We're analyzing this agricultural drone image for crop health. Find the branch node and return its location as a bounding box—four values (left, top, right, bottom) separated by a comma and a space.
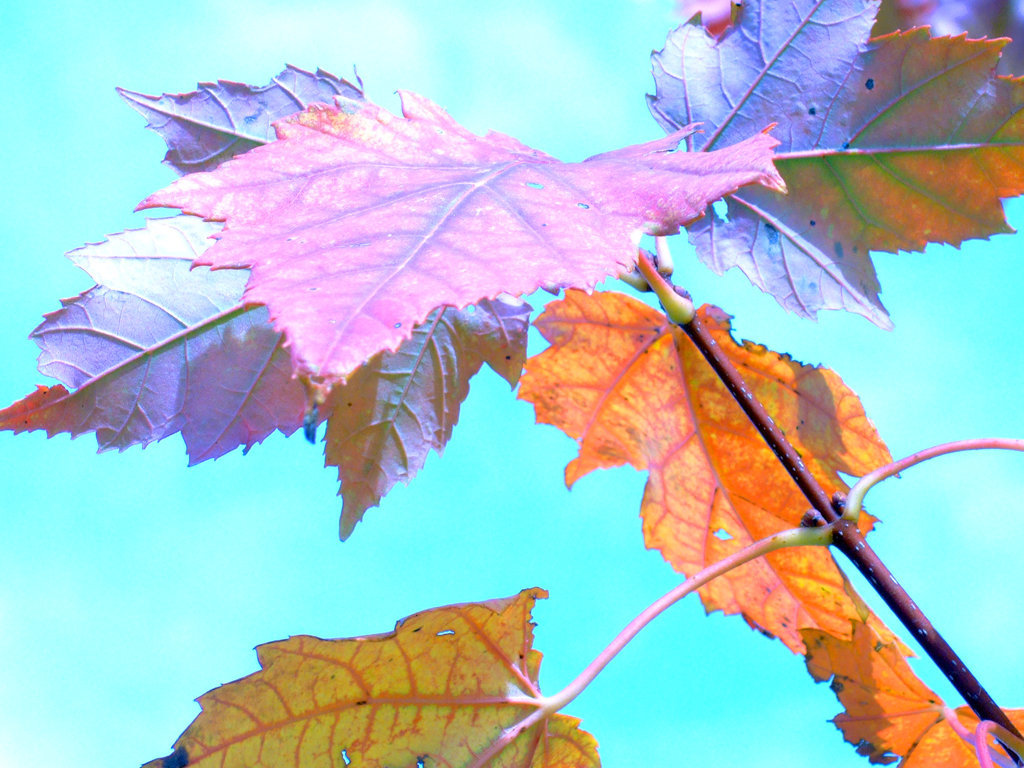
800, 509, 826, 528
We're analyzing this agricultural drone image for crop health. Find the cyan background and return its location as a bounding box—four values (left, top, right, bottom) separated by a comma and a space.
1, 2, 1022, 767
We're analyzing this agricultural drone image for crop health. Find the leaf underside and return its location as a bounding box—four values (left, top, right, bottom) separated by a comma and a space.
650, 0, 1024, 327
0, 216, 306, 459
324, 295, 531, 539
0, 216, 531, 538
118, 64, 364, 174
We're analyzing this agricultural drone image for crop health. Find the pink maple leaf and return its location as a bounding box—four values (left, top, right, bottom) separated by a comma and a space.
142, 91, 784, 382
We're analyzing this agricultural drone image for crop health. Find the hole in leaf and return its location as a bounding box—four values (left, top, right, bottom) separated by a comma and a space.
417, 757, 427, 768
341, 748, 352, 766
525, 181, 544, 189
436, 629, 455, 636
577, 202, 590, 209
713, 528, 732, 541
711, 199, 728, 219
394, 322, 402, 329
841, 141, 850, 150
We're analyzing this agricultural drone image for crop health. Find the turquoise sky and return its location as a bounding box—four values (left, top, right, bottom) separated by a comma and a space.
1, 2, 1022, 767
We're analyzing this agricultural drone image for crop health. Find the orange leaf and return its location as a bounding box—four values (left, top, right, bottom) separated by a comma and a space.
142, 589, 599, 768
803, 619, 1024, 766
904, 707, 1024, 768
518, 289, 890, 652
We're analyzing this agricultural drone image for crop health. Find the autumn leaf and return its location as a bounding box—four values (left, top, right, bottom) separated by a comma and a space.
649, 0, 1024, 327
118, 64, 364, 174
0, 217, 529, 537
142, 588, 599, 768
518, 289, 890, 652
803, 618, 1024, 765
140, 90, 784, 382
0, 216, 307, 458
323, 296, 531, 539
874, 0, 1024, 75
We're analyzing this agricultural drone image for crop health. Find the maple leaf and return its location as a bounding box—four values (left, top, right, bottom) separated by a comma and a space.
118, 65, 364, 174
141, 588, 600, 768
518, 289, 891, 652
0, 218, 528, 538
140, 91, 784, 382
803, 618, 1024, 765
649, 0, 1024, 327
0, 216, 307, 458
874, 1, 1024, 74
323, 295, 531, 539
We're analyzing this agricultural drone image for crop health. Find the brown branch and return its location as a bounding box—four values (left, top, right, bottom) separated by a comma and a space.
661, 274, 1023, 759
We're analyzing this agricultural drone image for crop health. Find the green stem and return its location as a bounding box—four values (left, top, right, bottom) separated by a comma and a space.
468, 524, 833, 768
843, 438, 1024, 523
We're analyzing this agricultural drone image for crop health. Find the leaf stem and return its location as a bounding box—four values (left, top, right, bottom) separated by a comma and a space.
843, 438, 1024, 523
944, 707, 1024, 768
636, 249, 694, 324
662, 269, 1024, 757
469, 525, 833, 768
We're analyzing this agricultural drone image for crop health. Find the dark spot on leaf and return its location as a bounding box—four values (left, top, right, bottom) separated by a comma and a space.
865, 78, 875, 90
162, 746, 189, 768
307, 286, 318, 292
834, 241, 845, 260
808, 106, 816, 116
809, 220, 816, 227
356, 699, 368, 706
764, 222, 780, 246
830, 679, 845, 693
412, 626, 422, 632
525, 181, 544, 189
303, 404, 319, 443
841, 141, 850, 150
505, 355, 511, 360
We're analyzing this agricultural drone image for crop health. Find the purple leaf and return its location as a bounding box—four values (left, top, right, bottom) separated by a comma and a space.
0, 216, 307, 458
0, 217, 533, 535
118, 65, 364, 174
323, 295, 531, 539
649, 0, 886, 326
651, 0, 1024, 329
